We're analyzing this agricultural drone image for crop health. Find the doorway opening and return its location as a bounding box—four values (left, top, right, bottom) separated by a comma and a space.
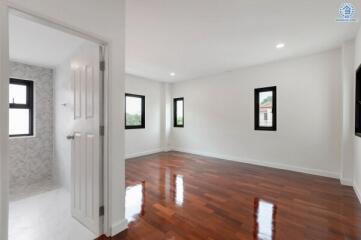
8, 10, 106, 239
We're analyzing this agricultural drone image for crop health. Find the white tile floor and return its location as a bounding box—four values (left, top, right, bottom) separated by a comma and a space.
9, 188, 97, 240
9, 177, 57, 202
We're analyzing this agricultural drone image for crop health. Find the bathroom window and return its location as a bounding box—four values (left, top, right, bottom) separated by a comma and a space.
125, 93, 145, 129
9, 78, 34, 137
255, 86, 277, 131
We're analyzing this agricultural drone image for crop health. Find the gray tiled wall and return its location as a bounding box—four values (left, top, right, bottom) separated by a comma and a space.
9, 62, 54, 187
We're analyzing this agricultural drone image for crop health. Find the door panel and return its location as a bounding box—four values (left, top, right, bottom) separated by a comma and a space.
86, 133, 95, 218
70, 42, 101, 235
73, 132, 82, 210
74, 68, 82, 119
85, 65, 94, 119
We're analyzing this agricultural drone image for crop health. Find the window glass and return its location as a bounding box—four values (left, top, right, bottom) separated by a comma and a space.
255, 86, 276, 131
125, 94, 145, 129
259, 91, 273, 127
174, 98, 184, 127
126, 96, 142, 126
9, 84, 27, 104
176, 100, 184, 125
9, 109, 30, 135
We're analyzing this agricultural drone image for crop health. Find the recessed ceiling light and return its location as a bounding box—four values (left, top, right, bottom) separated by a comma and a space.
170, 72, 176, 77
276, 43, 285, 49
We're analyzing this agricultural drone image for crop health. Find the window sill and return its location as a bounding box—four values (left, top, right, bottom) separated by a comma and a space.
255, 127, 277, 131
9, 135, 35, 140
356, 132, 361, 138
125, 127, 145, 130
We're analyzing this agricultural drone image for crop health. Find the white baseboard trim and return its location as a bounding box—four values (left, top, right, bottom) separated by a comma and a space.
125, 148, 164, 159
340, 178, 353, 186
170, 147, 339, 179
354, 181, 361, 204
110, 219, 128, 236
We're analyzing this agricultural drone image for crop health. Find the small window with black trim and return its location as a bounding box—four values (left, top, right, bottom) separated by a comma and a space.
125, 93, 145, 129
356, 64, 361, 137
174, 97, 184, 127
9, 78, 34, 137
255, 86, 277, 131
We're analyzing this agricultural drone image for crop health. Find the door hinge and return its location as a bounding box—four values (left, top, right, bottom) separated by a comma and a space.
99, 61, 105, 71
99, 206, 104, 216
100, 126, 105, 136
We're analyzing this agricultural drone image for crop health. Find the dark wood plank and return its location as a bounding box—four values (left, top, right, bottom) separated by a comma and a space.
100, 151, 361, 240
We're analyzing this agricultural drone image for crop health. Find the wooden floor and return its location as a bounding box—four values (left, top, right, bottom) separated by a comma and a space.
103, 151, 361, 240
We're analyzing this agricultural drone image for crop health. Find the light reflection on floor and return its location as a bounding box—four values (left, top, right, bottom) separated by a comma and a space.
124, 176, 278, 240
125, 182, 145, 223
254, 198, 277, 240
175, 175, 184, 206
125, 173, 280, 240
125, 173, 186, 223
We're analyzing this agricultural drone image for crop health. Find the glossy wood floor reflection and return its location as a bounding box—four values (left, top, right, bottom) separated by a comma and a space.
103, 151, 361, 240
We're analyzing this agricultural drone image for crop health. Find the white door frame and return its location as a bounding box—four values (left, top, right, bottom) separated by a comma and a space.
0, 2, 112, 238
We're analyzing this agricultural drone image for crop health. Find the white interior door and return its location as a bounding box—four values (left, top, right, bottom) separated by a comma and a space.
69, 42, 102, 235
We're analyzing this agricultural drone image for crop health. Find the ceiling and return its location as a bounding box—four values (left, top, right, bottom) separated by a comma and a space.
9, 14, 85, 68
126, 0, 361, 82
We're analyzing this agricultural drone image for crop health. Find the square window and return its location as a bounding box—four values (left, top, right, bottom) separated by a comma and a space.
9, 78, 34, 137
255, 87, 276, 131
125, 93, 145, 129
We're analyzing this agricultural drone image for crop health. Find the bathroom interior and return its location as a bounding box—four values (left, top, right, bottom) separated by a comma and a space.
8, 12, 98, 240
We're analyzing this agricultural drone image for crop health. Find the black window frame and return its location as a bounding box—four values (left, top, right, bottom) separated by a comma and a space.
174, 97, 184, 128
356, 64, 361, 137
9, 78, 34, 137
125, 93, 145, 129
255, 86, 277, 131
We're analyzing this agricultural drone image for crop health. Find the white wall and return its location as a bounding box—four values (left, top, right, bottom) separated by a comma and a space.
0, 4, 9, 238
170, 49, 342, 178
125, 74, 164, 158
341, 40, 355, 185
0, 1, 126, 238
163, 83, 172, 151
354, 26, 361, 199
53, 57, 73, 190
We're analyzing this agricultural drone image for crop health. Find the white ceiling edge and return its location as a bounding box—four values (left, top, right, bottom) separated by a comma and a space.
126, 73, 166, 83
9, 14, 86, 69
126, 0, 361, 83
126, 41, 352, 84
178, 43, 351, 83
9, 58, 57, 70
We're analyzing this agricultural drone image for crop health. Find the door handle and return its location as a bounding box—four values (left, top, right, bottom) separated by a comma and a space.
67, 135, 75, 140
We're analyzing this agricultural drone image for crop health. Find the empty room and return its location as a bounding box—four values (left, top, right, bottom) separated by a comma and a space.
1, 1, 361, 240
120, 0, 361, 239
